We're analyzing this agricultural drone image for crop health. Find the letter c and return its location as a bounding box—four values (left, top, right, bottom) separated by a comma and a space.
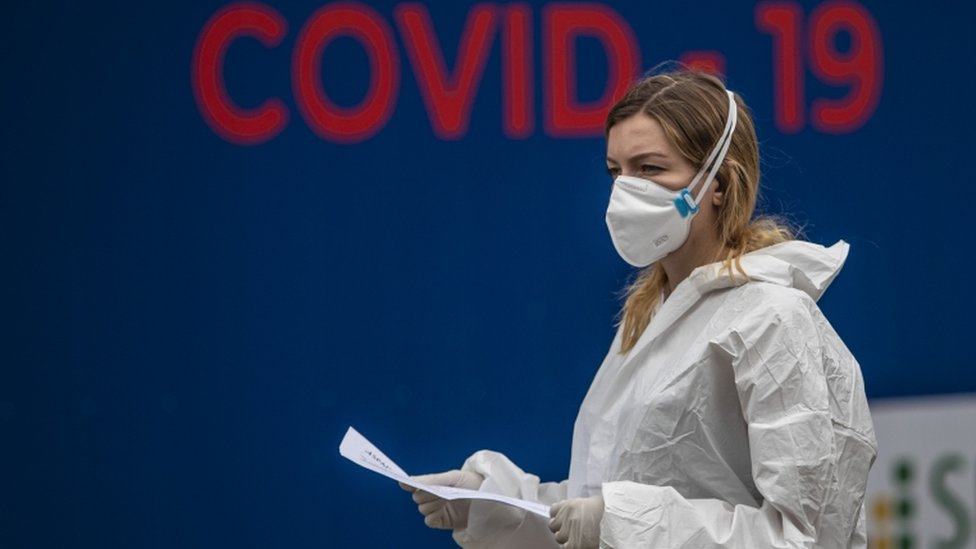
192, 2, 289, 145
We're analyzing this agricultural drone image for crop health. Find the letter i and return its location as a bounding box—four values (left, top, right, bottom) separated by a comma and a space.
502, 3, 533, 138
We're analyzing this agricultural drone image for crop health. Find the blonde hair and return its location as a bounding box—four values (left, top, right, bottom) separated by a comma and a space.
606, 70, 793, 353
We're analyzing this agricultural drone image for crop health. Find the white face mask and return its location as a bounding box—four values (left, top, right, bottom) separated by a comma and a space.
605, 90, 739, 267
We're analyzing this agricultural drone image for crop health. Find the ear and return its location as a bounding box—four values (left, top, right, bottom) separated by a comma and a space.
711, 187, 724, 207
712, 160, 737, 207
711, 175, 726, 206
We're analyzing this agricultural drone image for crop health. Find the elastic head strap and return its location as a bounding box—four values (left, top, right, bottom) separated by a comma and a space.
688, 90, 739, 206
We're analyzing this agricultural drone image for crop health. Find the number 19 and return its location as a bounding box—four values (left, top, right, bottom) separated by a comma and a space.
756, 0, 883, 134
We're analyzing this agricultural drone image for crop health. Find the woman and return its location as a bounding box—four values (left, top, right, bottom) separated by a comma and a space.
402, 70, 876, 548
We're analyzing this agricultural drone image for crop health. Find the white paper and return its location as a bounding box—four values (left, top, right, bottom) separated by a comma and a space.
339, 426, 551, 517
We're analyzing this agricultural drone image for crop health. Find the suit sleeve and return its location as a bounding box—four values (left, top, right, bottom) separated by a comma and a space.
451, 450, 566, 549
600, 296, 841, 548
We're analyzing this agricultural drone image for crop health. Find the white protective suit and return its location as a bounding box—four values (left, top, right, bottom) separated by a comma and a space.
452, 240, 877, 548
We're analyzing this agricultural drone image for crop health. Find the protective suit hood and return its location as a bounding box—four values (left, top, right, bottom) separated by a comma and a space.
688, 239, 850, 302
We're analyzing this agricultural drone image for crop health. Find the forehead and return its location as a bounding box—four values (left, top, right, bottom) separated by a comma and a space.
606, 113, 677, 161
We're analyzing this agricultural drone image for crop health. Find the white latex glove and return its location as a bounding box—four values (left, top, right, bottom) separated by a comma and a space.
399, 470, 484, 530
548, 495, 604, 549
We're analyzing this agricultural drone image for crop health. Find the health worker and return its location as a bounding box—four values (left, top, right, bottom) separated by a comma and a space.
401, 70, 877, 549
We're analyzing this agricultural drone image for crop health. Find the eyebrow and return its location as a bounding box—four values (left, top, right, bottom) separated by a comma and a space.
605, 151, 671, 164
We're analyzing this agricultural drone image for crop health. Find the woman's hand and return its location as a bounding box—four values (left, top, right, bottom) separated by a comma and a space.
548, 495, 604, 549
399, 470, 484, 530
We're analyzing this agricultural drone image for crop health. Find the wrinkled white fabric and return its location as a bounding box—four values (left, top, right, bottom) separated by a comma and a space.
452, 240, 876, 549
452, 452, 565, 548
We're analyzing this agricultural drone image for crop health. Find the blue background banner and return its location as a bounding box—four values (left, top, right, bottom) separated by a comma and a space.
2, 1, 972, 547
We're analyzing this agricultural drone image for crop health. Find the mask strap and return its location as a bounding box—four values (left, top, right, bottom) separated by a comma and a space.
688, 90, 738, 206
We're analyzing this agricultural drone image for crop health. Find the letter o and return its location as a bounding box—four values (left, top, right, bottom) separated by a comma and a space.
293, 2, 400, 143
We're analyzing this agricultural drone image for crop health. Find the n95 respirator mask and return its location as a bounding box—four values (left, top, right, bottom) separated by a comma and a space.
605, 90, 739, 267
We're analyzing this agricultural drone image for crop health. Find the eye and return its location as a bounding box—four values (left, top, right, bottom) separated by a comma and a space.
640, 164, 663, 174
606, 166, 621, 178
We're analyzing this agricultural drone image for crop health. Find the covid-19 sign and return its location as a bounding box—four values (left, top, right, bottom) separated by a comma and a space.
191, 1, 884, 144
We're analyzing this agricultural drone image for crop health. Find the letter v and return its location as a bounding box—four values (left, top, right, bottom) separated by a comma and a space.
396, 3, 499, 139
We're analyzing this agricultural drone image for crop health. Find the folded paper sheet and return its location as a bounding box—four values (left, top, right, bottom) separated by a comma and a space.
339, 426, 550, 517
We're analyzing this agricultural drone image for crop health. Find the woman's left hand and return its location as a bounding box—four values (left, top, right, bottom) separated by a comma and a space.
548, 495, 604, 548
